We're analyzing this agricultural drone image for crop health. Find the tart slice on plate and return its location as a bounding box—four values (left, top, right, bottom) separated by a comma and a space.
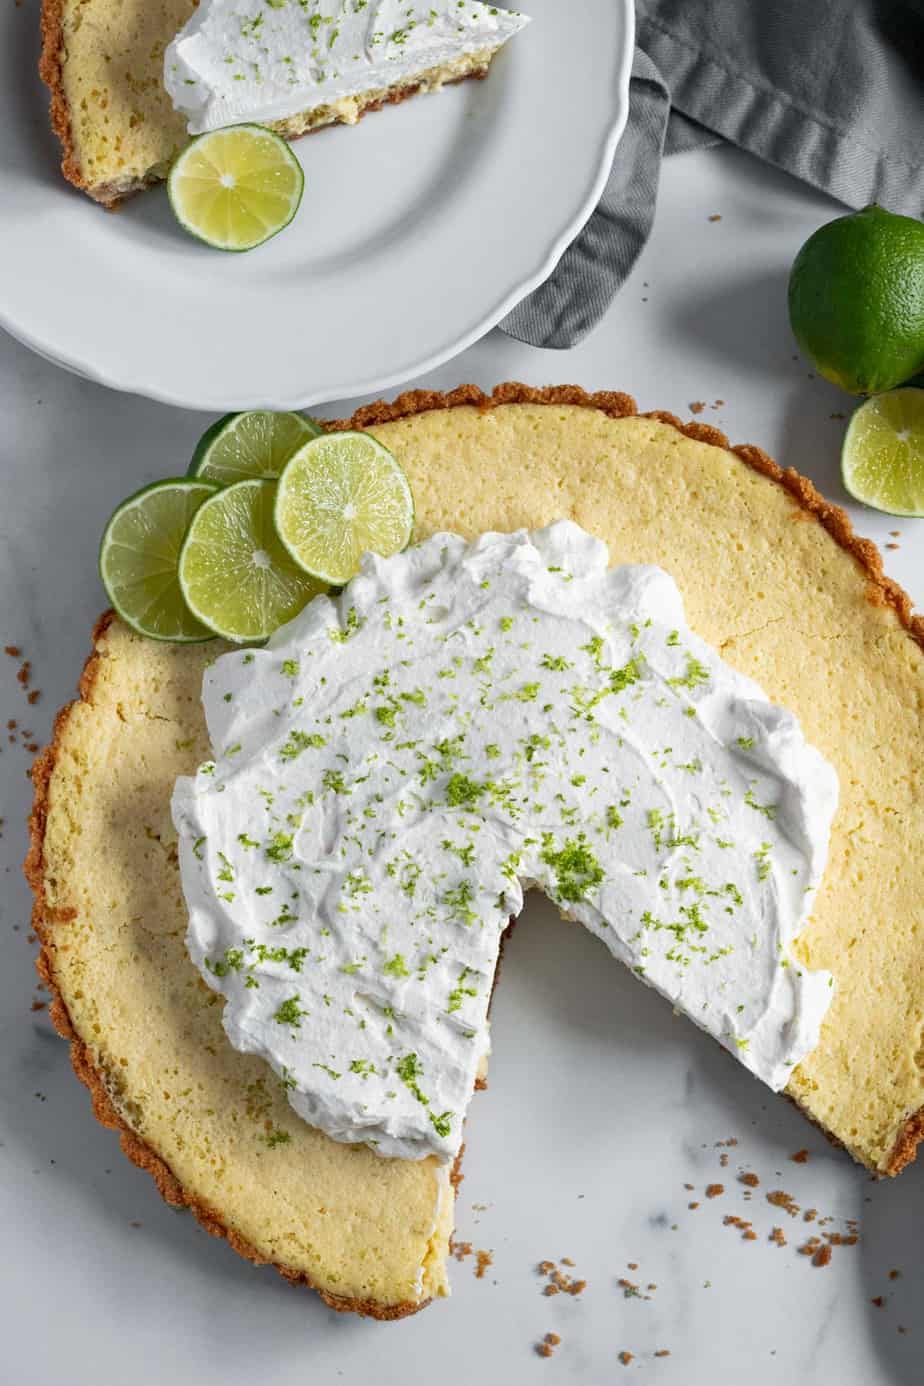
40, 0, 528, 205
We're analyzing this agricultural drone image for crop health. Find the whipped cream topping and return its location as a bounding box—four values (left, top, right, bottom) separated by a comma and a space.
165, 0, 529, 135
172, 523, 838, 1162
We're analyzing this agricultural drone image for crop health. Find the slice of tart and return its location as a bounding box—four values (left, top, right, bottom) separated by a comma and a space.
39, 0, 528, 206
27, 385, 924, 1318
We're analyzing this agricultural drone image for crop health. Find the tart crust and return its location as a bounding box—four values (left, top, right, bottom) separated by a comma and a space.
25, 384, 924, 1322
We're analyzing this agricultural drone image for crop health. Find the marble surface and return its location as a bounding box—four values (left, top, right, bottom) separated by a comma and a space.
1, 143, 922, 1385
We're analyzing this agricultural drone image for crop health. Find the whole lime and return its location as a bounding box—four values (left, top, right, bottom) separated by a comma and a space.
788, 205, 924, 395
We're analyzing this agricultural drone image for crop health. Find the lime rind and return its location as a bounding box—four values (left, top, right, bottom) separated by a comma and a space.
168, 124, 304, 253
189, 410, 324, 485
842, 387, 924, 517
274, 431, 415, 586
178, 478, 325, 643
99, 478, 219, 643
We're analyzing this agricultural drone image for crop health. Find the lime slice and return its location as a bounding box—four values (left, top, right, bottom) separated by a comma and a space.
99, 479, 218, 642
274, 432, 415, 585
842, 388, 924, 516
189, 411, 323, 486
179, 479, 324, 642
168, 125, 304, 252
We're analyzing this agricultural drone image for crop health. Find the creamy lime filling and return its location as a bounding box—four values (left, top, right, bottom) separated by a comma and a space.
172, 523, 838, 1162
165, 0, 529, 135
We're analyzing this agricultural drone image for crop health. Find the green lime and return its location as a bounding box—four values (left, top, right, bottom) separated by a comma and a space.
168, 125, 304, 252
99, 479, 218, 642
841, 387, 924, 516
788, 205, 924, 395
189, 411, 324, 485
178, 479, 325, 642
274, 431, 415, 585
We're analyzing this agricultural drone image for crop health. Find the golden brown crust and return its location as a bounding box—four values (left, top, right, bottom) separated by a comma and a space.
38, 0, 96, 201
24, 384, 924, 1316
886, 1109, 924, 1176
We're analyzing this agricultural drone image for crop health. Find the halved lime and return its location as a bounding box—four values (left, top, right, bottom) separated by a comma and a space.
189, 411, 323, 486
168, 125, 304, 252
99, 479, 218, 642
178, 479, 324, 642
842, 388, 924, 516
274, 432, 415, 585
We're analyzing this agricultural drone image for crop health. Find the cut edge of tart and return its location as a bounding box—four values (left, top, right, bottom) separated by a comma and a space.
25, 383, 924, 1320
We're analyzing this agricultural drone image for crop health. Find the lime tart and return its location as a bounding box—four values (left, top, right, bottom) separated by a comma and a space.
27, 385, 924, 1318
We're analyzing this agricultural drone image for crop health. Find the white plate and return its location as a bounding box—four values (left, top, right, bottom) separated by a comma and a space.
0, 1, 632, 410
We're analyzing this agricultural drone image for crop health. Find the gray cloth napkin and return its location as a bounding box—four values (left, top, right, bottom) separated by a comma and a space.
501, 0, 924, 349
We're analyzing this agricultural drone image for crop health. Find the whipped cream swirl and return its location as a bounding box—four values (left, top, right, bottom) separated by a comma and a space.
166, 0, 529, 135
172, 523, 838, 1161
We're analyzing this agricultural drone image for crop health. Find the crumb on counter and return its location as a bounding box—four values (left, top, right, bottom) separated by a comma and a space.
536, 1331, 561, 1359
724, 1214, 757, 1241
766, 1190, 800, 1217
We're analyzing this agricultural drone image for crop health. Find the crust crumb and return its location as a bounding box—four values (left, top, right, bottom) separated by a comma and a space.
766, 1190, 800, 1217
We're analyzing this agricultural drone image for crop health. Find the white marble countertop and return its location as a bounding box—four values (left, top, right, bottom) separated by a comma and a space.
1, 143, 921, 1385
